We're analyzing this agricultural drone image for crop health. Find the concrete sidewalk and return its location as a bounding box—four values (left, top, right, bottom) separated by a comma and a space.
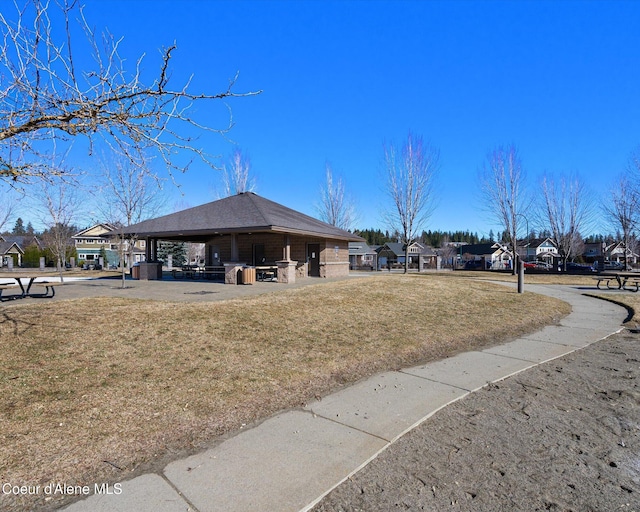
61, 284, 628, 512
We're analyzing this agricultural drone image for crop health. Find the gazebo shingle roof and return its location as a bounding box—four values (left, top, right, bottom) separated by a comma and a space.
114, 192, 363, 242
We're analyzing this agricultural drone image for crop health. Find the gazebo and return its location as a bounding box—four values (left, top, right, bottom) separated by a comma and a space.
110, 192, 363, 284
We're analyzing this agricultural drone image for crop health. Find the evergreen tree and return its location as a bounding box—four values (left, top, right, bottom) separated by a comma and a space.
12, 217, 25, 235
22, 243, 42, 268
354, 228, 393, 246
157, 241, 187, 267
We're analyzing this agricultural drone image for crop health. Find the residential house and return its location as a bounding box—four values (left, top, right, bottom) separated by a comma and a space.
520, 237, 558, 263
376, 241, 437, 269
459, 242, 512, 270
583, 242, 605, 263
73, 223, 146, 268
349, 241, 378, 270
0, 234, 45, 268
605, 241, 639, 266
0, 237, 24, 267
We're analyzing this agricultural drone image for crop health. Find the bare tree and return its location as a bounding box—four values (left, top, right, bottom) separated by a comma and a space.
316, 163, 357, 231
539, 174, 593, 270
0, 1, 260, 184
37, 180, 80, 282
480, 144, 528, 274
98, 156, 163, 288
603, 175, 640, 269
221, 148, 255, 196
0, 187, 17, 232
383, 133, 439, 273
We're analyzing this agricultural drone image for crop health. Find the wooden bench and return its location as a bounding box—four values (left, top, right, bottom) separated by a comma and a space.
593, 276, 617, 289
0, 283, 21, 300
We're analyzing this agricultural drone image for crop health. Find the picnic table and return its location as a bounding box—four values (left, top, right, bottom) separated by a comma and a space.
171, 265, 225, 280
0, 277, 58, 301
199, 266, 225, 280
255, 265, 278, 282
594, 272, 640, 291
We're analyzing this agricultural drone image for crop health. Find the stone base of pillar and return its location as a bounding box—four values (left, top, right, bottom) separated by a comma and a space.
276, 260, 297, 284
224, 263, 244, 285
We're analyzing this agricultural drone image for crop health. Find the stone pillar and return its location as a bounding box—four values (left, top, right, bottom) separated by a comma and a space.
167, 254, 173, 270
224, 262, 244, 285
7, 257, 13, 271
40, 257, 45, 271
276, 260, 297, 284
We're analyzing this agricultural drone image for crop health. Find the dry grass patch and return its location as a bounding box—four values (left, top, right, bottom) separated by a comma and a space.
0, 275, 569, 510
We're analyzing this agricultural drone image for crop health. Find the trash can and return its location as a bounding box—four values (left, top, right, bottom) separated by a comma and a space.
241, 266, 256, 285
131, 263, 140, 280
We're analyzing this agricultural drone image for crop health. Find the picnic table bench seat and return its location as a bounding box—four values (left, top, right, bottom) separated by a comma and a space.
592, 276, 617, 289
623, 279, 640, 292
0, 283, 21, 300
30, 281, 58, 298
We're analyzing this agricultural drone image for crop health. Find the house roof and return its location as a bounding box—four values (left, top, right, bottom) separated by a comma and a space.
518, 237, 556, 248
460, 243, 511, 256
2, 235, 42, 248
378, 242, 405, 256
73, 223, 117, 239
460, 243, 496, 256
349, 241, 376, 255
0, 241, 24, 255
111, 193, 363, 242
377, 241, 436, 257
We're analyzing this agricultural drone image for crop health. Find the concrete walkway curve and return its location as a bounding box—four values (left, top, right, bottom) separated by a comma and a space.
61, 284, 627, 512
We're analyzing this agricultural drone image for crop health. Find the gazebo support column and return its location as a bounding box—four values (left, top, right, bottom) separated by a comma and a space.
231, 234, 239, 262
275, 234, 296, 283
145, 237, 152, 261
283, 234, 291, 261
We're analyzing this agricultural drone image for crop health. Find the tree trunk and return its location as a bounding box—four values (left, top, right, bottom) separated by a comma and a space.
404, 245, 409, 274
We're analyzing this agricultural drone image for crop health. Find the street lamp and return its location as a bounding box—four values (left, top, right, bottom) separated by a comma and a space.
516, 213, 530, 263
515, 213, 530, 294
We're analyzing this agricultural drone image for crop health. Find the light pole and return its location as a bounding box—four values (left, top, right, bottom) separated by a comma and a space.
516, 213, 529, 293
516, 213, 530, 262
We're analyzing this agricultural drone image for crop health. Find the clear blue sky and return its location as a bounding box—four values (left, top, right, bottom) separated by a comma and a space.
11, 0, 640, 237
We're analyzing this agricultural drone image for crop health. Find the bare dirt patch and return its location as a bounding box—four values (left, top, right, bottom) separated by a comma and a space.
314, 330, 640, 511
0, 275, 569, 511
